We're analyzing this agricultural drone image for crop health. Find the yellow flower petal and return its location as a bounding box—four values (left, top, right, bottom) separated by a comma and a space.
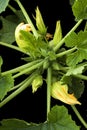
51, 81, 81, 105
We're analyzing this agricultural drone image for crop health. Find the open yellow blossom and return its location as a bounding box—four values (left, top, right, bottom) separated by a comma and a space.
51, 81, 81, 105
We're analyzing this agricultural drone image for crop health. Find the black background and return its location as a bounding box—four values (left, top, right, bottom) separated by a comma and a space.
0, 0, 87, 130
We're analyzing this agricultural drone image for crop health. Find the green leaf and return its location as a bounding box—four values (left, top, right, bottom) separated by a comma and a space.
0, 0, 10, 13
0, 74, 14, 100
0, 17, 16, 44
62, 76, 84, 99
65, 31, 87, 66
0, 10, 26, 44
6, 10, 26, 24
0, 105, 80, 130
65, 31, 87, 47
72, 0, 87, 20
65, 31, 77, 47
48, 105, 80, 130
17, 30, 48, 58
66, 61, 87, 76
18, 30, 41, 57
66, 63, 87, 76
66, 48, 87, 66
0, 119, 30, 129
69, 77, 84, 99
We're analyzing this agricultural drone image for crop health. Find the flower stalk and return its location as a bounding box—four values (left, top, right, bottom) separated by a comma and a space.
47, 67, 52, 120
2, 59, 42, 76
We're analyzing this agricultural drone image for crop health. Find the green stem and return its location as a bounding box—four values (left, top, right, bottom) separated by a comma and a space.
74, 74, 87, 80
0, 42, 28, 55
9, 77, 29, 91
13, 60, 44, 78
15, 0, 39, 38
0, 73, 37, 108
71, 105, 87, 128
54, 19, 83, 52
56, 46, 77, 58
47, 67, 52, 120
8, 4, 17, 15
2, 59, 42, 76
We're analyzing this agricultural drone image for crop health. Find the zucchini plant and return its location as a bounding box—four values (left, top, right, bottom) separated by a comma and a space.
0, 0, 87, 129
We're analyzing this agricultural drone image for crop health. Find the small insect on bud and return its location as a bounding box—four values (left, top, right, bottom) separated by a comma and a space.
51, 81, 81, 105
32, 75, 43, 93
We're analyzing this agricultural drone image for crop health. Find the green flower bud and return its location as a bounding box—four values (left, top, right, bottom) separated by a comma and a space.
32, 75, 43, 93
36, 7, 47, 35
53, 21, 62, 44
52, 62, 60, 70
49, 21, 62, 47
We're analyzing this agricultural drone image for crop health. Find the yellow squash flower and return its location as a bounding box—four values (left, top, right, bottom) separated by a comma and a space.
51, 81, 81, 105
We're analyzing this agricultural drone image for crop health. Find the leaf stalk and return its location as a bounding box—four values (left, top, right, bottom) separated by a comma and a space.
12, 60, 44, 78
71, 105, 87, 128
0, 42, 28, 55
2, 59, 42, 76
56, 46, 77, 58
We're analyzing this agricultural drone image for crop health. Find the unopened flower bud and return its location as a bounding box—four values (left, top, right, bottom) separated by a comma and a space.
32, 75, 43, 93
36, 7, 47, 35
